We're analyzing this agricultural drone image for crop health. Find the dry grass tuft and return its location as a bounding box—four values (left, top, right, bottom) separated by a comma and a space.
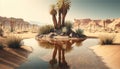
38, 25, 54, 35
6, 36, 23, 48
99, 34, 116, 45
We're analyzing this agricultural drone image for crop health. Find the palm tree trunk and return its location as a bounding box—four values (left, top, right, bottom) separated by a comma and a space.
52, 15, 57, 29
62, 14, 66, 27
58, 11, 61, 29
62, 9, 67, 27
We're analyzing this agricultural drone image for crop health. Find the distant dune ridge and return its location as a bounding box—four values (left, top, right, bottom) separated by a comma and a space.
74, 18, 120, 32
0, 16, 39, 33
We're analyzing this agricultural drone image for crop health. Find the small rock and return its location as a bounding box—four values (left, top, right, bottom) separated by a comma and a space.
47, 33, 57, 38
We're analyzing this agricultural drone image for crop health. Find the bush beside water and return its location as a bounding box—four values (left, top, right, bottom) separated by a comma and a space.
6, 36, 23, 48
38, 22, 86, 38
99, 35, 115, 45
38, 25, 54, 35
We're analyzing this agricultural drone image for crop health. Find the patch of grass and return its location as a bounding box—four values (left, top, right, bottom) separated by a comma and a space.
75, 29, 84, 36
38, 25, 54, 35
99, 35, 116, 45
64, 21, 73, 30
61, 21, 73, 35
76, 29, 84, 35
6, 36, 23, 48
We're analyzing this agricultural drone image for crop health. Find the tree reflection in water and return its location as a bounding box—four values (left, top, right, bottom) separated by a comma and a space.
38, 38, 83, 69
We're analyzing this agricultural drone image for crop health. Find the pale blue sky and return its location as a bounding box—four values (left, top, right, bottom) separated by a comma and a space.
0, 0, 120, 24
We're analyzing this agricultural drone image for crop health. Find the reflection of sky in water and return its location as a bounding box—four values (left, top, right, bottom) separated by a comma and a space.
17, 38, 99, 69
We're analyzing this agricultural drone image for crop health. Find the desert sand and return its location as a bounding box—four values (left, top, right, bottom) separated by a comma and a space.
5, 32, 37, 39
0, 35, 33, 69
85, 31, 120, 69
84, 31, 120, 43
90, 45, 120, 69
0, 47, 32, 69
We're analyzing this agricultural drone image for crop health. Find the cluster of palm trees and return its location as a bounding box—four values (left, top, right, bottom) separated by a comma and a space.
50, 0, 71, 29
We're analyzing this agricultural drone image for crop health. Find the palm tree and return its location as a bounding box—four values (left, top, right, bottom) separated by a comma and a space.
56, 0, 63, 28
61, 0, 71, 26
50, 0, 71, 29
57, 0, 71, 27
50, 5, 58, 29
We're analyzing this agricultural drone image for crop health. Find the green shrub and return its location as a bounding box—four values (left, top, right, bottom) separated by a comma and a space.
61, 21, 73, 35
64, 21, 73, 30
75, 29, 84, 36
38, 25, 54, 35
99, 35, 115, 45
6, 36, 23, 48
75, 29, 86, 38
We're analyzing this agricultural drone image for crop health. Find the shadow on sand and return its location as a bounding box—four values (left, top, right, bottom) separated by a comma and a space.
0, 48, 31, 69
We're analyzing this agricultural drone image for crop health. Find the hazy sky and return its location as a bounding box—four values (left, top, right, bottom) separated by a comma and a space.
0, 0, 120, 24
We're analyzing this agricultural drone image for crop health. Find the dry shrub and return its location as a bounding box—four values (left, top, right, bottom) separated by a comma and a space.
6, 36, 23, 48
99, 34, 116, 45
38, 25, 54, 35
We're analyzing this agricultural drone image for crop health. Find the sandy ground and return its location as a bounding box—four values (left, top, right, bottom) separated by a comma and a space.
84, 31, 120, 43
5, 32, 37, 39
85, 31, 120, 69
0, 47, 32, 69
90, 45, 120, 69
0, 35, 33, 69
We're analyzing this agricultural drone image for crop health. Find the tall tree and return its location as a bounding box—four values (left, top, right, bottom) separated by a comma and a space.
57, 0, 71, 27
50, 5, 58, 29
57, 0, 63, 28
61, 0, 71, 26
50, 0, 71, 29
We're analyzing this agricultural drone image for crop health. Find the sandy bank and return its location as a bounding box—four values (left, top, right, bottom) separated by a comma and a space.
84, 32, 120, 43
0, 36, 33, 69
0, 46, 32, 69
90, 45, 120, 69
5, 32, 37, 39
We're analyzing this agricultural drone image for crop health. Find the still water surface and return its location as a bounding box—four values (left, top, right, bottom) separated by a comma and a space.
17, 38, 107, 69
